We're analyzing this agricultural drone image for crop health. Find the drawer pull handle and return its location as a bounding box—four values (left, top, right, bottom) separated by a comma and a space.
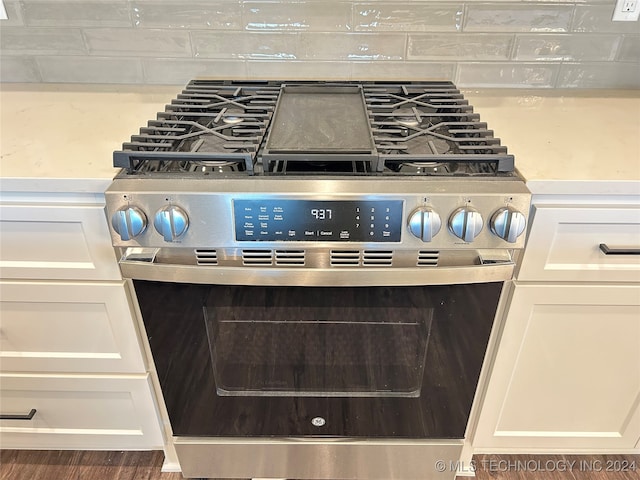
599, 244, 640, 255
0, 409, 37, 420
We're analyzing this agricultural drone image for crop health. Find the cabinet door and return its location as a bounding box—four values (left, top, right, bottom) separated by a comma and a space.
0, 203, 120, 280
0, 373, 163, 450
474, 284, 640, 450
0, 281, 145, 373
519, 205, 640, 283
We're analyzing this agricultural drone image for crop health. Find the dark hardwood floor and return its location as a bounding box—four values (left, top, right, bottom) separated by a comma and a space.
473, 454, 640, 480
0, 450, 183, 480
1, 450, 638, 480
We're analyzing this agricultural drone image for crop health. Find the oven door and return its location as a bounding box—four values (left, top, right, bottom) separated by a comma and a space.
135, 280, 502, 439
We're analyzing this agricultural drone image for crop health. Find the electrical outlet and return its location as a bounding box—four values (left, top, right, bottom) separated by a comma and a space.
613, 0, 640, 21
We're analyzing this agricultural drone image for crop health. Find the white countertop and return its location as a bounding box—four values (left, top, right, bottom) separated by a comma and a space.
465, 89, 640, 195
1, 84, 639, 195
0, 84, 178, 193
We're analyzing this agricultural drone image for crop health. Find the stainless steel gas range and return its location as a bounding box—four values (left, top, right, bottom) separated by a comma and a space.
105, 80, 530, 480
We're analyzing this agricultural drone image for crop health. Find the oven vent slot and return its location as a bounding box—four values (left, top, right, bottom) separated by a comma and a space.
242, 249, 273, 265
330, 250, 360, 266
275, 250, 305, 266
195, 249, 218, 265
363, 250, 393, 266
417, 250, 439, 266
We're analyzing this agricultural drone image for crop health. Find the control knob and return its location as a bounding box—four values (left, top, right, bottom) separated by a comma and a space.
490, 207, 526, 243
111, 206, 147, 241
448, 207, 484, 242
408, 207, 441, 242
154, 205, 189, 242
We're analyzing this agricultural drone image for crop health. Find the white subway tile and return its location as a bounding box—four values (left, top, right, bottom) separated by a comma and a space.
246, 60, 352, 79
84, 28, 192, 57
351, 61, 455, 80
192, 31, 299, 59
465, 4, 573, 32
457, 62, 559, 87
514, 34, 619, 61
244, 2, 351, 31
355, 3, 462, 32
300, 32, 405, 61
409, 33, 513, 60
36, 56, 143, 83
23, 2, 131, 27
0, 55, 40, 82
558, 62, 640, 88
572, 5, 640, 33
132, 2, 241, 30
617, 36, 640, 63
0, 27, 86, 54
143, 58, 247, 84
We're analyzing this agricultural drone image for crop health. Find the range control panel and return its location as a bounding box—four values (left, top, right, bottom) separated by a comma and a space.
234, 199, 404, 242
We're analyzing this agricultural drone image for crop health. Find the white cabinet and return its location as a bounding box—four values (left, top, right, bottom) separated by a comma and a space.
0, 373, 161, 449
0, 203, 121, 281
0, 281, 145, 373
474, 284, 640, 450
473, 200, 640, 453
519, 205, 640, 283
0, 194, 162, 450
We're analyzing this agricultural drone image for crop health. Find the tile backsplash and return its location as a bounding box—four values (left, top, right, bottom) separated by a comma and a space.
0, 0, 638, 88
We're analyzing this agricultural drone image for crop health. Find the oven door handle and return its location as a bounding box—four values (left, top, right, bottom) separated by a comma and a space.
118, 259, 516, 286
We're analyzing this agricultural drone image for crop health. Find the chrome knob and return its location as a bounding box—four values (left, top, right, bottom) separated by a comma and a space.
449, 207, 484, 242
154, 205, 189, 242
111, 206, 147, 241
490, 207, 526, 243
408, 207, 441, 242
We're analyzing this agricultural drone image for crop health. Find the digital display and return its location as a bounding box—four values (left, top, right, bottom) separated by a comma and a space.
310, 208, 332, 220
234, 199, 403, 242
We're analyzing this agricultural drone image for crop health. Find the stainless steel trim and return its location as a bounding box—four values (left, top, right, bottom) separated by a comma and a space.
119, 261, 514, 285
173, 437, 463, 480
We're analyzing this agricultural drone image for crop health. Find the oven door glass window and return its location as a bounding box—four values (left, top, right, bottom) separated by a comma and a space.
135, 280, 502, 438
203, 286, 433, 398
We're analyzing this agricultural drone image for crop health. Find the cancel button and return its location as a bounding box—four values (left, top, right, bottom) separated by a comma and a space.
319, 230, 333, 237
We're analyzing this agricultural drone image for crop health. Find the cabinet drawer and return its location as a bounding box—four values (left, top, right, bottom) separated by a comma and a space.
0, 373, 163, 450
519, 205, 640, 282
0, 203, 120, 281
0, 281, 145, 373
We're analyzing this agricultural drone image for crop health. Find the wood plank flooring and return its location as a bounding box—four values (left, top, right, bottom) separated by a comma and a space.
1, 450, 639, 480
0, 450, 183, 480
473, 454, 640, 480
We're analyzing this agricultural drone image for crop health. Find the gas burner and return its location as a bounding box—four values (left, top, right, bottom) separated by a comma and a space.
132, 158, 247, 175
220, 107, 257, 125
182, 135, 228, 153
393, 108, 421, 128
221, 108, 246, 124
391, 106, 439, 129
183, 159, 246, 174
401, 162, 453, 175
405, 135, 452, 155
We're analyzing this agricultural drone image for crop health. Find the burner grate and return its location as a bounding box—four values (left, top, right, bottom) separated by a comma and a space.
114, 81, 281, 174
113, 80, 515, 178
363, 82, 514, 173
